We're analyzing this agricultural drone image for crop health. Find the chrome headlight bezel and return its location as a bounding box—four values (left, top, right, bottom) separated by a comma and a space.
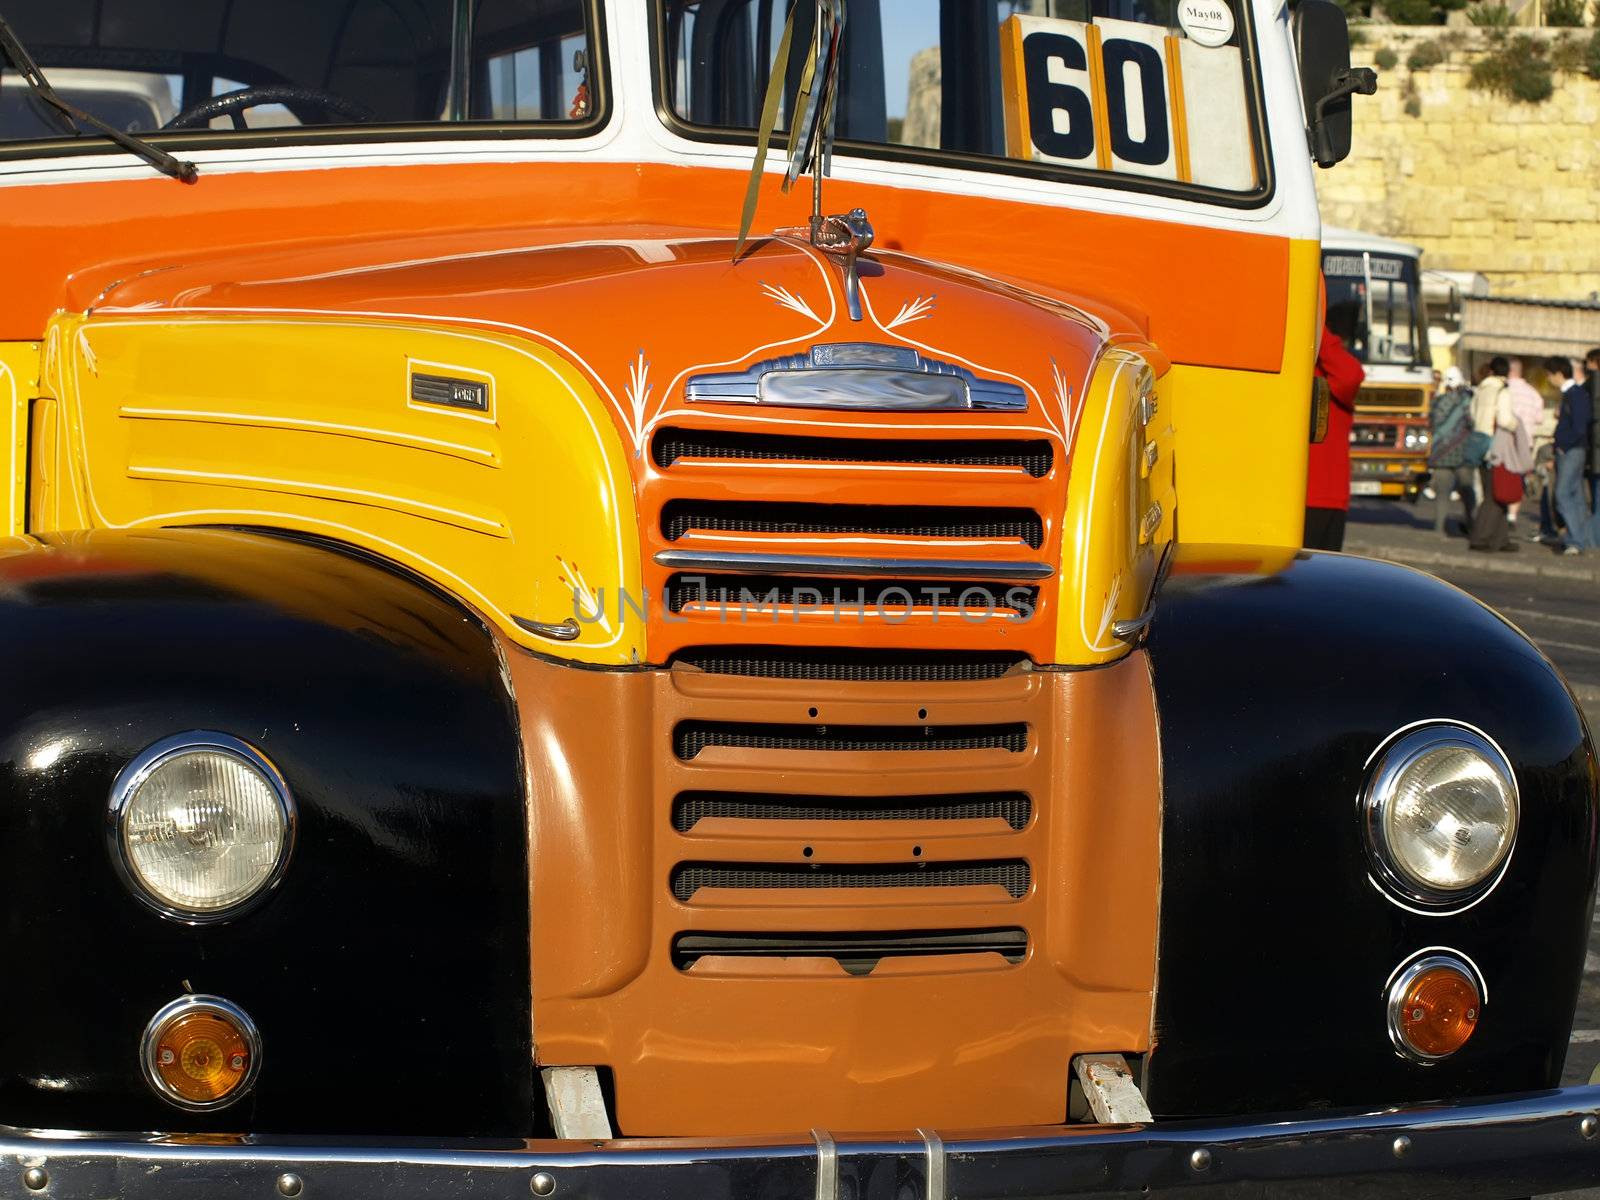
107, 732, 296, 924
1361, 722, 1519, 911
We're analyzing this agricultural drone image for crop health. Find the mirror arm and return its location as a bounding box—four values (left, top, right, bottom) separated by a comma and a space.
1308, 67, 1377, 168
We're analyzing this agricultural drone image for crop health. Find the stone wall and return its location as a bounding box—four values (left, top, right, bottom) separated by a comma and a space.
1317, 29, 1600, 301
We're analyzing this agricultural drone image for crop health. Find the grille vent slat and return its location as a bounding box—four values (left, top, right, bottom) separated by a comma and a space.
665, 574, 1037, 616
661, 501, 1044, 548
653, 427, 1053, 477
671, 860, 1031, 901
672, 928, 1029, 974
674, 721, 1028, 759
672, 791, 1033, 832
670, 646, 1028, 681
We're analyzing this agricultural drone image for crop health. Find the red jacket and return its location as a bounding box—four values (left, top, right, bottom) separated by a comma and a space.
1305, 326, 1365, 511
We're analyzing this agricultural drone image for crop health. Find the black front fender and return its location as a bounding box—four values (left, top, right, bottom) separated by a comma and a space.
1143, 547, 1598, 1117
0, 529, 530, 1136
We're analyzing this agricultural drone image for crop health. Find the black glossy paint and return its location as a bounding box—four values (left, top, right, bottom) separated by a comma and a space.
0, 529, 530, 1135
1144, 548, 1599, 1117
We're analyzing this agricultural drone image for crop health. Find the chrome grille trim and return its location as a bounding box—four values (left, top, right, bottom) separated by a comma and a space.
655, 550, 1053, 581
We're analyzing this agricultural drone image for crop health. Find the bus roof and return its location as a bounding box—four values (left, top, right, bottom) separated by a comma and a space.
1321, 225, 1423, 261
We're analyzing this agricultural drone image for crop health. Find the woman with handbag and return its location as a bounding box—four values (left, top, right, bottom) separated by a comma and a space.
1468, 357, 1522, 553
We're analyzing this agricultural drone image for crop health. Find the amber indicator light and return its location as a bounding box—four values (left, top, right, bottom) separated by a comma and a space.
142, 998, 260, 1108
1392, 960, 1480, 1061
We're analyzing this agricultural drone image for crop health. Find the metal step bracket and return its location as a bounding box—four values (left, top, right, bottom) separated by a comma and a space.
1072, 1053, 1154, 1125
540, 1066, 613, 1140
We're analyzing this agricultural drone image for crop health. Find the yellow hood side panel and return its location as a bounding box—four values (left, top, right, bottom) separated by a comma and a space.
0, 341, 41, 538
1054, 350, 1172, 666
37, 313, 645, 665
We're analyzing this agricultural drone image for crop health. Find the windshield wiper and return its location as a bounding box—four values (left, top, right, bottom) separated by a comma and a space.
0, 10, 196, 182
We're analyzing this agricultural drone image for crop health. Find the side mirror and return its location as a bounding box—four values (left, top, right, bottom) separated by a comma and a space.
1294, 0, 1378, 168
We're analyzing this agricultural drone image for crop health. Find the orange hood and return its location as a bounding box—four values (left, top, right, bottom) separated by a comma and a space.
86, 226, 1144, 465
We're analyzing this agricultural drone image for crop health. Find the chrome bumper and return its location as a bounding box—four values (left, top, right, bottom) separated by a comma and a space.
8, 1087, 1600, 1199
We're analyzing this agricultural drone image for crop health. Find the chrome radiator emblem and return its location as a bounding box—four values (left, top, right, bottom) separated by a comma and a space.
685, 342, 1027, 413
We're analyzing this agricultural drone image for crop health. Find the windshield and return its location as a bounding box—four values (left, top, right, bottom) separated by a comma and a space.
1323, 250, 1430, 368
659, 0, 1263, 197
0, 0, 599, 142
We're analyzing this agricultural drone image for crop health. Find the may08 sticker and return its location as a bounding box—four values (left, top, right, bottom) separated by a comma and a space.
1177, 0, 1235, 47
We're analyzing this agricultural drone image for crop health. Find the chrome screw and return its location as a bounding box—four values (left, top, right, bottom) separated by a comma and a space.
276, 1172, 304, 1197
1582, 1116, 1599, 1140
1188, 1148, 1212, 1173
1392, 1135, 1412, 1159
22, 1167, 47, 1191
531, 1171, 557, 1195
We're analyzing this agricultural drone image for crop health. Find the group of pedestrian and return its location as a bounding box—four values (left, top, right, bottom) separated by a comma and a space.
1427, 349, 1600, 555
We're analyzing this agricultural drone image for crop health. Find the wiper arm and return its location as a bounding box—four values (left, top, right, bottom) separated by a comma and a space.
0, 10, 197, 182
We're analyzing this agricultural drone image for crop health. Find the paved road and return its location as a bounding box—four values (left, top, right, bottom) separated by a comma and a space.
1345, 500, 1600, 1198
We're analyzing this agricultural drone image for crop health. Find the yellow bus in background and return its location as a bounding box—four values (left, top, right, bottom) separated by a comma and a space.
1323, 227, 1435, 500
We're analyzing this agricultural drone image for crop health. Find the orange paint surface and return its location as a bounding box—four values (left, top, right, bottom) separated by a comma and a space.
510, 639, 1163, 1137
8, 159, 1287, 370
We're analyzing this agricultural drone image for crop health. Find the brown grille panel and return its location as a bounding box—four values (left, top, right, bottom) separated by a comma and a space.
674, 721, 1029, 759
672, 791, 1032, 832
670, 860, 1031, 901
661, 501, 1044, 548
665, 574, 1039, 616
672, 928, 1028, 974
670, 646, 1028, 681
653, 427, 1053, 477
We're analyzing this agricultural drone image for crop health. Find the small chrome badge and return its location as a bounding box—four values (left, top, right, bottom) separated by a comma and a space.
411, 372, 488, 412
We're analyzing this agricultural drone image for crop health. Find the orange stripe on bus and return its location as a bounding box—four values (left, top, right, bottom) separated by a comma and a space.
1085, 24, 1112, 172
1165, 35, 1192, 184
999, 15, 1032, 162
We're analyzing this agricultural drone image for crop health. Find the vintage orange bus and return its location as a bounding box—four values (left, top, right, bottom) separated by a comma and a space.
0, 2, 1595, 1197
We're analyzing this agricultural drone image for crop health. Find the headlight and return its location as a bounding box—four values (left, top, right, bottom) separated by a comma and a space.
1362, 723, 1518, 907
1404, 430, 1431, 451
109, 733, 294, 921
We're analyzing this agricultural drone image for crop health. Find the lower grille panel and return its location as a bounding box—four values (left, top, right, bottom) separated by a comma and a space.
669, 646, 1029, 681
671, 860, 1031, 901
674, 721, 1029, 759
672, 928, 1029, 974
672, 791, 1033, 832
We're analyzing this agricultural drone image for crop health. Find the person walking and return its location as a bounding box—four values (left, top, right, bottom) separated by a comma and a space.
1427, 365, 1476, 536
1468, 356, 1519, 553
1505, 359, 1547, 535
1547, 356, 1595, 556
1304, 321, 1365, 551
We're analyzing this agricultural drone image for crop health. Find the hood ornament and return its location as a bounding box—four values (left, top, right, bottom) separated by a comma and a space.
811, 208, 873, 322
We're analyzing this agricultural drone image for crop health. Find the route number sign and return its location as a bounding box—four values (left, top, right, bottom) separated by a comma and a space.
999, 15, 1256, 193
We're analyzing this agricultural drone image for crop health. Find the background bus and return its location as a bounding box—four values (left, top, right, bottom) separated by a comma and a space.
1323, 227, 1434, 500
